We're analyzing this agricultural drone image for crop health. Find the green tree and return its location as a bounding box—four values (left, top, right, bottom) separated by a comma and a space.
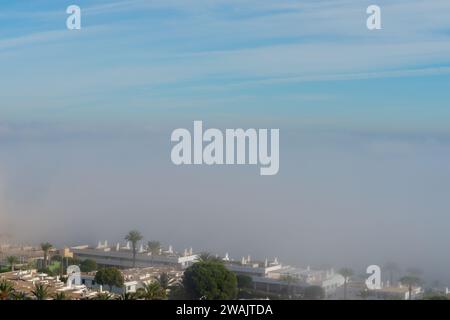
423, 292, 448, 300
38, 267, 55, 277
147, 241, 161, 255
125, 230, 143, 268
304, 285, 325, 300
168, 284, 187, 300
0, 279, 15, 300
183, 261, 238, 300
280, 274, 299, 297
237, 274, 253, 290
338, 268, 353, 300
31, 283, 49, 300
6, 256, 19, 271
158, 272, 174, 290
94, 267, 124, 292
51, 254, 62, 262
139, 282, 167, 300
400, 276, 421, 300
80, 259, 98, 272
66, 257, 81, 265
40, 242, 53, 269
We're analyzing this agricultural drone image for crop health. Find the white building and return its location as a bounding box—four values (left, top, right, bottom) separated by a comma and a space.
71, 242, 198, 270
80, 273, 138, 295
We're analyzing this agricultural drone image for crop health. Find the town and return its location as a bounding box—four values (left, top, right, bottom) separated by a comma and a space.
0, 230, 446, 300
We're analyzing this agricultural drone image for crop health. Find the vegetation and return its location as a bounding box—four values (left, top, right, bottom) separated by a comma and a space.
11, 291, 29, 300
94, 292, 114, 300
147, 241, 161, 255
338, 268, 353, 300
40, 242, 53, 269
80, 259, 98, 273
358, 289, 370, 300
116, 292, 137, 300
0, 266, 10, 273
304, 285, 325, 300
168, 284, 187, 300
383, 261, 399, 286
183, 261, 238, 300
157, 272, 175, 290
53, 291, 68, 300
236, 274, 253, 290
139, 282, 167, 300
423, 292, 448, 300
0, 279, 15, 300
37, 267, 56, 277
197, 252, 223, 263
31, 283, 50, 300
280, 274, 300, 296
6, 256, 19, 272
94, 267, 124, 292
51, 254, 62, 262
400, 276, 421, 300
125, 230, 143, 268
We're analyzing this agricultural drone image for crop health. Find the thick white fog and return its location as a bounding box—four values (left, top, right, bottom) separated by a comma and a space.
1, 124, 450, 285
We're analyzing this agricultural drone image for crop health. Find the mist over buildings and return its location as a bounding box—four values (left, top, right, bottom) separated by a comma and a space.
1, 123, 450, 285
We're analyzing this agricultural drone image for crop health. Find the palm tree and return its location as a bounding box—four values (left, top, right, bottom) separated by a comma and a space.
198, 252, 222, 263
0, 279, 15, 300
40, 242, 53, 269
338, 268, 353, 300
117, 292, 137, 300
406, 268, 423, 277
31, 283, 50, 300
11, 291, 29, 300
6, 256, 19, 272
383, 262, 399, 286
400, 276, 421, 300
358, 289, 370, 300
280, 274, 299, 297
125, 230, 143, 268
140, 282, 166, 300
94, 292, 114, 300
147, 241, 161, 255
158, 272, 172, 290
53, 292, 68, 300
198, 252, 213, 262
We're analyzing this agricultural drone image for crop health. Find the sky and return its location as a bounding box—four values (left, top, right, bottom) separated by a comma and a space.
1, 0, 450, 284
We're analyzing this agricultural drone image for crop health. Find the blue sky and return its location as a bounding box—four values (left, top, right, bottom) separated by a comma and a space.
1, 0, 450, 136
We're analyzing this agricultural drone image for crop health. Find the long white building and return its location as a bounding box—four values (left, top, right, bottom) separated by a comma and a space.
71, 241, 198, 269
